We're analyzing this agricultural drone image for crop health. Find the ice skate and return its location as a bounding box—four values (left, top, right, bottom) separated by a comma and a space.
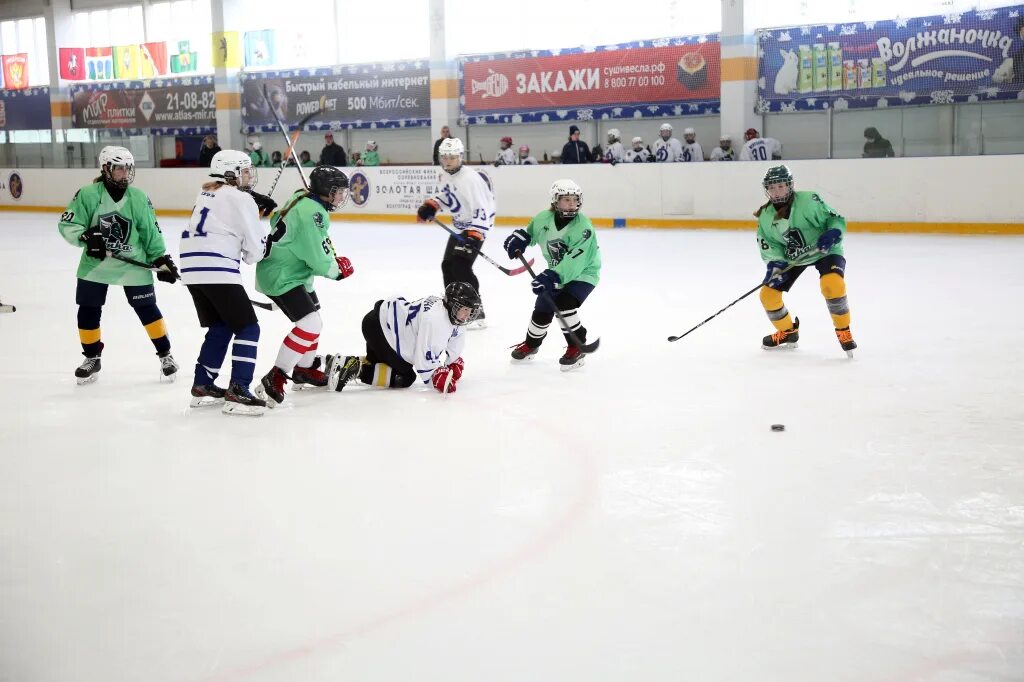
836, 326, 857, 358
510, 341, 539, 362
158, 351, 180, 381
75, 356, 102, 385
326, 354, 362, 392
222, 383, 267, 416
292, 362, 329, 388
762, 317, 800, 350
558, 345, 585, 372
254, 366, 288, 408
189, 382, 226, 408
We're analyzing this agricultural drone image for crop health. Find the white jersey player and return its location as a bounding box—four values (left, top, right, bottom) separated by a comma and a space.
681, 127, 704, 162
603, 129, 625, 164
710, 136, 736, 161
518, 145, 538, 165
349, 282, 481, 394
739, 128, 783, 161
181, 150, 271, 416
624, 137, 653, 163
652, 123, 684, 162
495, 136, 518, 166
417, 137, 496, 328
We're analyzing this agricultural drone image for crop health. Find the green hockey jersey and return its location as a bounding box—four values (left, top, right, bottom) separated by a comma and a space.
256, 191, 340, 297
756, 190, 846, 264
57, 181, 166, 286
522, 210, 601, 287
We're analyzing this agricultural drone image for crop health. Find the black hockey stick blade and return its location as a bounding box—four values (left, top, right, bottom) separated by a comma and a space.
431, 218, 534, 276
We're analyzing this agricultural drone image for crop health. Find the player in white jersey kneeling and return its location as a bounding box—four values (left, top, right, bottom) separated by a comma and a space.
417, 137, 495, 329
180, 150, 270, 415
339, 282, 481, 394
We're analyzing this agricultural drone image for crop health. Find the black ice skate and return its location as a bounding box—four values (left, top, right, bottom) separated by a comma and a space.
255, 366, 289, 408
292, 363, 329, 388
835, 326, 857, 358
75, 356, 102, 385
222, 383, 267, 417
559, 345, 585, 372
189, 383, 226, 408
158, 351, 180, 381
326, 354, 363, 392
510, 341, 540, 362
762, 317, 800, 350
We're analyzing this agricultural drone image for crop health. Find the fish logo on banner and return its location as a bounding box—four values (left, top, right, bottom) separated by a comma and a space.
471, 69, 509, 98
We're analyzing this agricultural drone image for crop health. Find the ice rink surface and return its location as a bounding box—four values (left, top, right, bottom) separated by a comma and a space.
1, 214, 1022, 682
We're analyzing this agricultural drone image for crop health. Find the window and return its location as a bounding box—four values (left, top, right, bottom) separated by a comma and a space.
0, 17, 50, 87
147, 0, 213, 73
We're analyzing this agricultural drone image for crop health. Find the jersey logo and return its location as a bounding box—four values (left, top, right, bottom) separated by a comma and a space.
782, 228, 808, 260
313, 212, 325, 229
438, 185, 462, 214
656, 146, 668, 161
581, 229, 592, 242
98, 212, 132, 253
547, 239, 569, 265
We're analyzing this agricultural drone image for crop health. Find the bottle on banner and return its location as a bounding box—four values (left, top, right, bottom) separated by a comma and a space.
812, 43, 829, 92
798, 45, 814, 93
871, 57, 887, 89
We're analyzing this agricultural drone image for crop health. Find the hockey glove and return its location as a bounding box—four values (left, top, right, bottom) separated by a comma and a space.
448, 356, 465, 382
247, 190, 278, 217
816, 228, 842, 252
762, 260, 788, 288
503, 229, 530, 259
416, 199, 439, 223
431, 364, 459, 394
464, 230, 484, 242
81, 226, 106, 260
153, 254, 180, 283
531, 269, 561, 296
335, 256, 354, 280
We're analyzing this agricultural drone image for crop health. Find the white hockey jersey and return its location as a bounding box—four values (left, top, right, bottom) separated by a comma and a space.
432, 166, 496, 237
519, 155, 538, 165
495, 148, 518, 166
379, 295, 467, 383
739, 137, 783, 161
180, 185, 268, 285
624, 148, 653, 163
652, 137, 684, 162
681, 142, 705, 162
710, 146, 736, 161
604, 141, 625, 164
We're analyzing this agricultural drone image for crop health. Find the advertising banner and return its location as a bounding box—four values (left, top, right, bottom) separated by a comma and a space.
0, 88, 51, 130
70, 76, 215, 135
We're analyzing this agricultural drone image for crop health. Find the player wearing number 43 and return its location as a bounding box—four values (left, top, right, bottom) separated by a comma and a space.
504, 179, 601, 371
58, 146, 181, 385
756, 165, 857, 356
417, 137, 495, 330
180, 150, 271, 416
254, 165, 356, 408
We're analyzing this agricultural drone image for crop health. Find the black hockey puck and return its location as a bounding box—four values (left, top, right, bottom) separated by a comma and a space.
771, 424, 785, 432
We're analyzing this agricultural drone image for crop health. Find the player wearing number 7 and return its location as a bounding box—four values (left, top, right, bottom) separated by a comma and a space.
254, 165, 357, 408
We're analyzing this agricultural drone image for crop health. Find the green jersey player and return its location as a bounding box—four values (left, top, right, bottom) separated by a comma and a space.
756, 165, 856, 356
57, 146, 180, 384
503, 179, 601, 371
254, 165, 356, 407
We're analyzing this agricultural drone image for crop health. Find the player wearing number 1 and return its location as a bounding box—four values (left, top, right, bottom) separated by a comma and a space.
254, 165, 356, 407
756, 165, 856, 356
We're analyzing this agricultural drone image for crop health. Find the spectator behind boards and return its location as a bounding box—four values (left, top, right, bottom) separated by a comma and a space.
319, 132, 347, 166
862, 127, 895, 158
560, 125, 591, 164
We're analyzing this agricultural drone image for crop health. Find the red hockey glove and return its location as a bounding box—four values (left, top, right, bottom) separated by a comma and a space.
431, 364, 459, 393
335, 256, 354, 280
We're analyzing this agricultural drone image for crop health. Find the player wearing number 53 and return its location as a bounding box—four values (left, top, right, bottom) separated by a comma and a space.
254, 165, 355, 409
180, 150, 270, 415
58, 146, 180, 386
755, 165, 856, 356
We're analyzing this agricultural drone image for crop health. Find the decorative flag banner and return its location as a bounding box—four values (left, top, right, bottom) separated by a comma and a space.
170, 41, 198, 73
0, 87, 51, 129
140, 42, 169, 78
458, 35, 721, 125
86, 47, 113, 81
244, 30, 276, 68
2, 54, 29, 90
70, 76, 216, 135
59, 47, 86, 81
113, 45, 141, 80
756, 4, 1024, 112
239, 59, 431, 132
212, 31, 241, 68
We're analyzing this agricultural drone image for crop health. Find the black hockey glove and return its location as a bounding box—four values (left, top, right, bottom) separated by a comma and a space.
81, 226, 106, 260
153, 254, 180, 283
247, 190, 278, 217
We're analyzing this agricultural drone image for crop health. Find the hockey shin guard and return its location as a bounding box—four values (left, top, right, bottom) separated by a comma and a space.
134, 304, 170, 355
275, 311, 322, 373
230, 323, 260, 388
526, 310, 553, 348
194, 323, 232, 386
760, 286, 794, 331
819, 273, 850, 329
77, 305, 103, 357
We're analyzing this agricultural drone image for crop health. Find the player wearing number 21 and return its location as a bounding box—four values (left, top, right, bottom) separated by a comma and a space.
58, 146, 180, 385
254, 165, 356, 408
179, 150, 270, 415
756, 165, 856, 356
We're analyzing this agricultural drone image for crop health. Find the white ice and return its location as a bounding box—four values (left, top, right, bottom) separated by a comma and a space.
1, 215, 1022, 682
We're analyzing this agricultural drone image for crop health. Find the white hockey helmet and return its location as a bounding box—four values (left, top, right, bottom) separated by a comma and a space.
684, 127, 696, 141
366, 140, 377, 151
659, 123, 673, 139
210, 149, 257, 189
631, 136, 644, 150
438, 137, 465, 174
719, 135, 732, 149
98, 145, 135, 188
607, 128, 620, 142
549, 178, 583, 219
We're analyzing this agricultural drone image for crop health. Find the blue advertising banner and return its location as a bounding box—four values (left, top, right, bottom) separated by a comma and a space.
457, 34, 721, 126
0, 87, 52, 131
756, 5, 1024, 112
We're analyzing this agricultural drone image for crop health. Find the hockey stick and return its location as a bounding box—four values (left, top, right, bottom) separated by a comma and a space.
666, 250, 821, 343
262, 84, 312, 191
516, 253, 600, 354
0, 302, 15, 313
433, 218, 534, 276
263, 105, 323, 197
